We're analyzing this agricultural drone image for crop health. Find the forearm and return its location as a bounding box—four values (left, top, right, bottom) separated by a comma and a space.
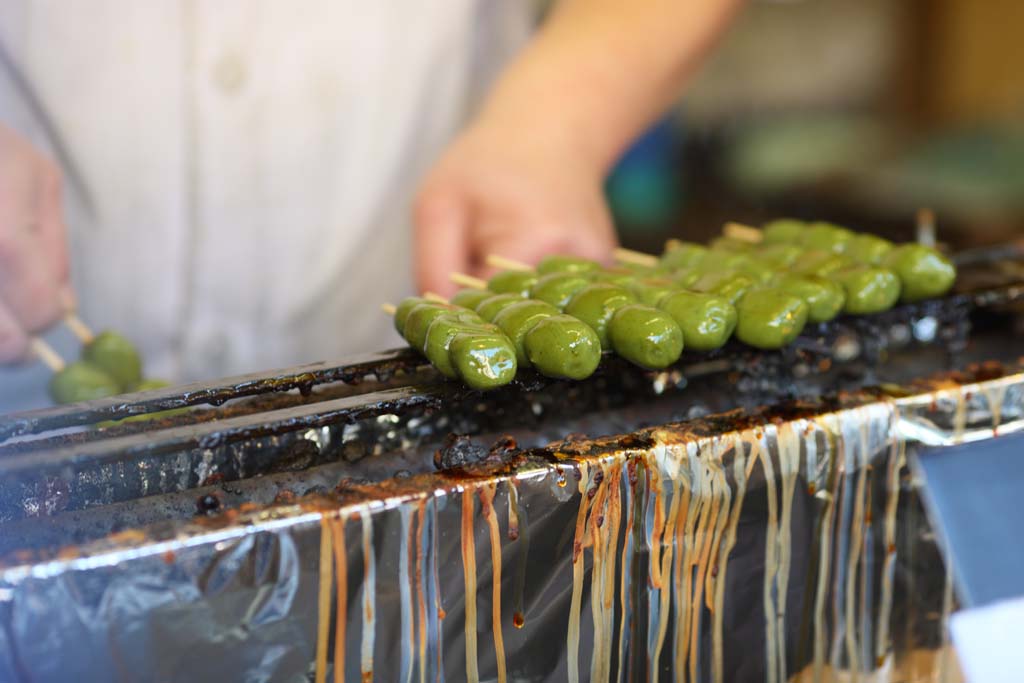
476, 0, 744, 174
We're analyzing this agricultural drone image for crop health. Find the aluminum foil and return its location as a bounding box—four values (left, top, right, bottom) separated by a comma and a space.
1, 370, 1021, 683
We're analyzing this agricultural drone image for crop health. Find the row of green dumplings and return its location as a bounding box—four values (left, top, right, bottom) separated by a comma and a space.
392, 219, 956, 389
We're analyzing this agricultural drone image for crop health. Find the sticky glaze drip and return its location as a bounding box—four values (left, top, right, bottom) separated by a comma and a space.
330, 515, 348, 683
461, 489, 479, 683
316, 518, 334, 683
361, 512, 376, 682
480, 484, 508, 683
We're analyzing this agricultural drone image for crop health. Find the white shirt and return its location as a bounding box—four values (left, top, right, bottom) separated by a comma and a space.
0, 1, 530, 411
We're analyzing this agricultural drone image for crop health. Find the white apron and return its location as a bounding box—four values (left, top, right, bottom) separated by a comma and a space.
0, 1, 530, 411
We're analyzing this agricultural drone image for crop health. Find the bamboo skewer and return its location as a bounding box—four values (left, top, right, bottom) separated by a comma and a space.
63, 312, 95, 344
915, 208, 936, 247
31, 337, 65, 372
613, 247, 659, 268
381, 303, 397, 316
423, 291, 448, 303
485, 255, 532, 272
722, 222, 763, 244
450, 272, 488, 290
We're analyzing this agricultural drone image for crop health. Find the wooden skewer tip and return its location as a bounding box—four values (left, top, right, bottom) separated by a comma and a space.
423, 291, 448, 303
612, 247, 659, 268
381, 303, 397, 316
449, 272, 487, 290
63, 312, 95, 344
722, 222, 764, 243
485, 254, 532, 271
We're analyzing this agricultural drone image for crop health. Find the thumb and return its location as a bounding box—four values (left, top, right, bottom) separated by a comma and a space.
413, 187, 471, 298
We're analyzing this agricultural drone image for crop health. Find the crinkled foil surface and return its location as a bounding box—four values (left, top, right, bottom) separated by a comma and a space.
1, 371, 1021, 683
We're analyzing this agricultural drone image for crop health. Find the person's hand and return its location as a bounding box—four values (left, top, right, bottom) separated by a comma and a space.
0, 123, 70, 362
414, 113, 618, 297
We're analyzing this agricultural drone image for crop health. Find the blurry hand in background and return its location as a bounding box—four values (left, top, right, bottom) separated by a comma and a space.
413, 0, 743, 297
0, 122, 70, 362
414, 108, 618, 297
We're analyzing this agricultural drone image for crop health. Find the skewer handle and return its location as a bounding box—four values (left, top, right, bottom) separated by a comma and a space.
612, 247, 659, 268
450, 272, 488, 290
423, 292, 449, 303
31, 337, 66, 373
722, 222, 763, 244
916, 208, 936, 247
485, 254, 532, 272
381, 303, 397, 316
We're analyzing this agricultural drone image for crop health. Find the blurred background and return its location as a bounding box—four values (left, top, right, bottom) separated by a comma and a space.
601, 0, 1024, 252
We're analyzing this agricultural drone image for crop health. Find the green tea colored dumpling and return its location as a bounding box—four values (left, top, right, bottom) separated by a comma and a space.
801, 222, 854, 254
589, 267, 637, 288
846, 233, 893, 265
83, 331, 143, 391
524, 315, 602, 380
660, 242, 708, 269
834, 267, 901, 314
658, 291, 737, 351
608, 304, 683, 370
692, 271, 756, 305
628, 277, 677, 307
762, 219, 807, 244
493, 300, 559, 365
404, 303, 461, 351
564, 284, 636, 350
451, 288, 493, 310
735, 288, 809, 350
708, 236, 755, 253
474, 293, 524, 322
394, 297, 429, 335
449, 332, 518, 390
49, 361, 121, 405
536, 255, 601, 275
793, 250, 852, 277
758, 243, 804, 269
487, 270, 538, 297
776, 275, 846, 323
424, 313, 491, 378
529, 272, 591, 309
881, 244, 956, 302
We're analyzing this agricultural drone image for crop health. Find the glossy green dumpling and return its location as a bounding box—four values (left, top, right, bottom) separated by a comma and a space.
394, 297, 428, 336
762, 218, 806, 244
49, 361, 121, 405
403, 303, 460, 351
83, 331, 143, 391
881, 244, 956, 302
846, 233, 893, 265
801, 222, 854, 254
449, 332, 518, 390
423, 313, 491, 378
776, 275, 846, 323
524, 315, 602, 380
487, 270, 538, 297
536, 255, 601, 275
834, 267, 901, 314
608, 304, 684, 370
692, 271, 756, 305
474, 293, 524, 322
660, 242, 708, 269
492, 300, 559, 365
658, 291, 737, 351
757, 243, 804, 269
529, 272, 591, 309
564, 284, 636, 349
735, 288, 808, 349
628, 277, 677, 307
451, 288, 493, 310
793, 250, 852, 277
